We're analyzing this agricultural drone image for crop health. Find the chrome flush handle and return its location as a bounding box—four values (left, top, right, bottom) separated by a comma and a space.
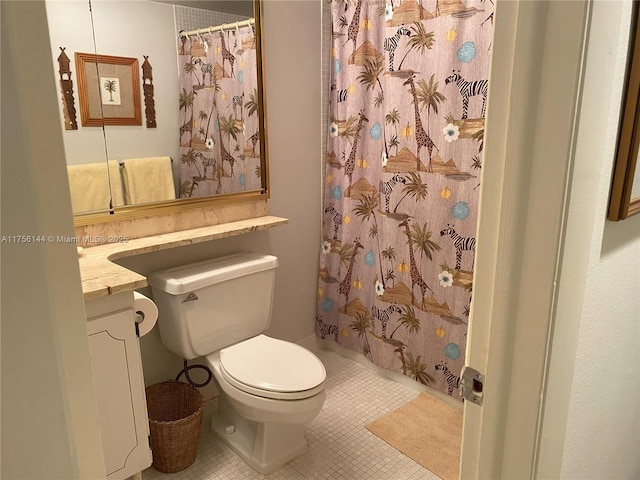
181, 292, 198, 303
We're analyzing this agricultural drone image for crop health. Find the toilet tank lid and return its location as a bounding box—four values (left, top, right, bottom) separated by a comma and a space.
147, 253, 279, 295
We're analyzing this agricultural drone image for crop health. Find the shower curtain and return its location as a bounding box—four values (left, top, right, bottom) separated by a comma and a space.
176, 23, 261, 198
317, 0, 494, 399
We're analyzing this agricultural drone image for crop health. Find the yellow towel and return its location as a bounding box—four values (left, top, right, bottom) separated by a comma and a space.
109, 160, 125, 207
66, 160, 124, 213
121, 156, 176, 205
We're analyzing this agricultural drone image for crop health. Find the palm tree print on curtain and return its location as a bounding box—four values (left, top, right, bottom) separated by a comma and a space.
317, 0, 494, 399
177, 24, 261, 197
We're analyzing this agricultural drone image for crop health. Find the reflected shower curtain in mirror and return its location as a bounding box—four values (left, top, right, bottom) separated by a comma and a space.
177, 24, 261, 197
317, 0, 494, 399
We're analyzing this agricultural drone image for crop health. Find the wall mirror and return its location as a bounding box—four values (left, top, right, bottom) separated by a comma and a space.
45, 0, 267, 226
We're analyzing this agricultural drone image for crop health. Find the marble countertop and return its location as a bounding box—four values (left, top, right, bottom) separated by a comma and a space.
79, 215, 288, 300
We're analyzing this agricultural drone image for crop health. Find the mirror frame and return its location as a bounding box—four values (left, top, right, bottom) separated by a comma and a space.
73, 0, 268, 227
608, 3, 640, 221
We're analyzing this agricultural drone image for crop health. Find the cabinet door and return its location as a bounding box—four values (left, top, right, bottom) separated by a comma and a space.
87, 309, 152, 479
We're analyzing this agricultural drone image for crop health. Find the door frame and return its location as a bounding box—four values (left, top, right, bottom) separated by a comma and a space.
461, 1, 591, 478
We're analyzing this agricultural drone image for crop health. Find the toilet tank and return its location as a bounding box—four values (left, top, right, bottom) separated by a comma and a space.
147, 253, 279, 360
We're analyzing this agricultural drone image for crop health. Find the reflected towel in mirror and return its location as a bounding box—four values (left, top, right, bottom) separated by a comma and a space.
121, 156, 176, 205
67, 160, 125, 213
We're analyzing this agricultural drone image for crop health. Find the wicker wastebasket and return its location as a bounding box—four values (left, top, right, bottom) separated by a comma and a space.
145, 381, 204, 473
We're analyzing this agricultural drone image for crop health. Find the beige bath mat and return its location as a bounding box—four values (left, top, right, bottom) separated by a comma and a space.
365, 393, 463, 480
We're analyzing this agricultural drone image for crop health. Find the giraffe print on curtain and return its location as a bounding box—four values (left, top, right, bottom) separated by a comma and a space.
317, 0, 494, 399
177, 23, 261, 198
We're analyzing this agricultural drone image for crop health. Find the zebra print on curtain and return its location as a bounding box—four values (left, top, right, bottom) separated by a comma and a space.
317, 0, 494, 399
176, 23, 261, 198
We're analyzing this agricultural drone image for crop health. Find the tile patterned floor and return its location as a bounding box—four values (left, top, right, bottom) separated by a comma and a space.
143, 347, 444, 480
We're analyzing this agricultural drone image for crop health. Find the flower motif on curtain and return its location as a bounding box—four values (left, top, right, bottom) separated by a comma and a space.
317, 0, 494, 399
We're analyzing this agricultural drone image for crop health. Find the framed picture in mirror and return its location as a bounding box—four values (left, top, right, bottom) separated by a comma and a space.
75, 52, 142, 127
609, 8, 640, 221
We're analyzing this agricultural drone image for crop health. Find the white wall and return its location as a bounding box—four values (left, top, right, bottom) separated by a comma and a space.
539, 1, 640, 478
1, 2, 105, 478
260, 0, 322, 342
560, 0, 640, 475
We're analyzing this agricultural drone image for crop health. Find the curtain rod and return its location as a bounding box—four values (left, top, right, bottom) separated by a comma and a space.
179, 18, 255, 38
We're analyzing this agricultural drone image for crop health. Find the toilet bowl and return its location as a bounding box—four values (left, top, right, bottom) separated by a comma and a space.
147, 253, 326, 474
205, 335, 326, 473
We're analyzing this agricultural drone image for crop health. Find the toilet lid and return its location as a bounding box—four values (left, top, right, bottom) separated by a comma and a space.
219, 335, 326, 400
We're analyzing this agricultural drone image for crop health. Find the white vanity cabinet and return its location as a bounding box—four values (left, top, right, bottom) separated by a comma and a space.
86, 308, 152, 479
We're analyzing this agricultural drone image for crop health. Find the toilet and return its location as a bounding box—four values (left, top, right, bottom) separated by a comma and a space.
147, 253, 326, 475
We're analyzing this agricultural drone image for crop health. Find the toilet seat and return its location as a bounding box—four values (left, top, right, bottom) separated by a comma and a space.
218, 335, 326, 400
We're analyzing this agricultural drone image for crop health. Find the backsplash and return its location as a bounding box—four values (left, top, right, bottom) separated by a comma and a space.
74, 199, 268, 247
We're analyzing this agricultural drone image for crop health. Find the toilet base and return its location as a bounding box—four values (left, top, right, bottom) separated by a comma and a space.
210, 396, 308, 475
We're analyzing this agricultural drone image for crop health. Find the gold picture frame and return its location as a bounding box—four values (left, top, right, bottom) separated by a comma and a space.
75, 52, 142, 127
609, 8, 640, 221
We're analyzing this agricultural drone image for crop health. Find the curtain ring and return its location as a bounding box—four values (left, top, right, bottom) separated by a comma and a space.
220, 24, 225, 34
235, 21, 240, 33
208, 26, 213, 35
